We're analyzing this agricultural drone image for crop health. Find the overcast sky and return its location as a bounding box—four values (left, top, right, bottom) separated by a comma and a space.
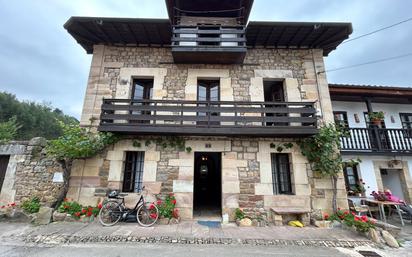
1, 0, 411, 119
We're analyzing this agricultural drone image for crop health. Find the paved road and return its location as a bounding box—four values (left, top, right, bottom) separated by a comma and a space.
0, 242, 354, 257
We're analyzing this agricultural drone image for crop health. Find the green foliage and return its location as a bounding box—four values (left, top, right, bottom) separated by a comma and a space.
58, 199, 82, 216
132, 140, 141, 148
0, 92, 78, 140
156, 193, 178, 219
368, 111, 385, 121
234, 208, 245, 220
46, 122, 119, 160
270, 142, 294, 153
21, 197, 41, 214
0, 116, 21, 144
185, 146, 192, 153
58, 199, 102, 219
298, 124, 344, 177
327, 209, 375, 233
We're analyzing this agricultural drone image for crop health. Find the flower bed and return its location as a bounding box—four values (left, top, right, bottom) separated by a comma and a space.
54, 199, 102, 222
324, 209, 375, 233
156, 193, 179, 224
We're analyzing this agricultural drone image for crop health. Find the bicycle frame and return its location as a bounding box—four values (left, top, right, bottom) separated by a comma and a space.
108, 194, 146, 220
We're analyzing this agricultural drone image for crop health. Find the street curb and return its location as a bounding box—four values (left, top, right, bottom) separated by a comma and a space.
23, 234, 375, 248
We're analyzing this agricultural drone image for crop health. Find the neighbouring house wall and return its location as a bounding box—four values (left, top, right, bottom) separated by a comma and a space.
343, 155, 412, 202
0, 138, 64, 206
332, 101, 412, 129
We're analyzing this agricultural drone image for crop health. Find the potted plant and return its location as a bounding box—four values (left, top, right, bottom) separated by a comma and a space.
368, 111, 384, 126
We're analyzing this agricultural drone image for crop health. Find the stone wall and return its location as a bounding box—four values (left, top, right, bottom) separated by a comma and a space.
75, 44, 344, 216
0, 138, 63, 206
80, 45, 333, 126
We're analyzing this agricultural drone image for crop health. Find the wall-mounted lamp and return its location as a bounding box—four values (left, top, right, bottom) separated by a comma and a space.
354, 114, 360, 123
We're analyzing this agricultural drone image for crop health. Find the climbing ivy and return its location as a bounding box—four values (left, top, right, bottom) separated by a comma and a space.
133, 136, 192, 153
297, 123, 359, 212
46, 122, 119, 209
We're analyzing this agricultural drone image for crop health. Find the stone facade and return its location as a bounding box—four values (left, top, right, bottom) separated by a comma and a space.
67, 44, 346, 220
0, 138, 63, 206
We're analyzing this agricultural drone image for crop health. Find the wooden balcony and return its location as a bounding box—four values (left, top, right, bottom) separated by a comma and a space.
340, 127, 412, 155
98, 99, 318, 137
171, 25, 247, 64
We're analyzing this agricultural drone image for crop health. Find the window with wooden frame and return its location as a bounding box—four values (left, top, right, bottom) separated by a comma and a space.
333, 111, 349, 128
400, 113, 412, 129
130, 79, 153, 124
271, 153, 292, 195
122, 151, 145, 193
343, 164, 359, 192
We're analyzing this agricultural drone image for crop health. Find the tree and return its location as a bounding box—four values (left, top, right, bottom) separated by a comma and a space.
298, 123, 358, 212
46, 122, 118, 208
0, 116, 21, 144
0, 92, 78, 140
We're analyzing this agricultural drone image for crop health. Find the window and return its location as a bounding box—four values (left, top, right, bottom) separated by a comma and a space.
131, 79, 153, 124
333, 111, 349, 128
271, 153, 292, 195
122, 151, 145, 193
343, 164, 359, 192
197, 80, 220, 125
400, 113, 412, 129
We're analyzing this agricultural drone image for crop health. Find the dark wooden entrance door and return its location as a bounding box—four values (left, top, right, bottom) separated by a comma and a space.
264, 81, 286, 126
131, 79, 153, 124
0, 155, 10, 193
193, 152, 221, 213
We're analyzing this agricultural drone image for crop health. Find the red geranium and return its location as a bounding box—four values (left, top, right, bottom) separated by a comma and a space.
149, 213, 158, 219
173, 208, 179, 219
98, 203, 103, 209
354, 216, 360, 221
74, 212, 81, 217
323, 214, 329, 220
149, 204, 155, 210
86, 211, 92, 217
81, 209, 87, 214
88, 207, 93, 212
169, 193, 174, 197
156, 200, 162, 205
171, 199, 176, 205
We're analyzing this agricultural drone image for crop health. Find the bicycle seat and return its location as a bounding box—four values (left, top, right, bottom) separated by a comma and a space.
108, 190, 120, 198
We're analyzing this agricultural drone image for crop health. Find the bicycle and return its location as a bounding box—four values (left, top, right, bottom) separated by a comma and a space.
98, 186, 159, 227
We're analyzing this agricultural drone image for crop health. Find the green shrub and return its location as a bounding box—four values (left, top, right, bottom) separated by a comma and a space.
58, 199, 82, 216
234, 208, 245, 220
21, 197, 41, 214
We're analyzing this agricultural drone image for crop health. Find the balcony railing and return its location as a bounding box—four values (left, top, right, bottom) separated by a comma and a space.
340, 127, 412, 154
171, 25, 247, 64
98, 99, 318, 137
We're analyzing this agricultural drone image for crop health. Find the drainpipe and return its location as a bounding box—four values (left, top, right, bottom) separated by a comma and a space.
365, 97, 373, 113
311, 49, 323, 119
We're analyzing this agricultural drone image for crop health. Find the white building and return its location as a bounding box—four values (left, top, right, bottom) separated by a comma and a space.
330, 84, 412, 202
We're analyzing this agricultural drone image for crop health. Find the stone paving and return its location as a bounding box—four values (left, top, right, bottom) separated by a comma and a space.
0, 221, 375, 249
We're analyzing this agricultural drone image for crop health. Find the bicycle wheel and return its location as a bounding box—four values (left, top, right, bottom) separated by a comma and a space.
136, 202, 159, 227
99, 200, 122, 226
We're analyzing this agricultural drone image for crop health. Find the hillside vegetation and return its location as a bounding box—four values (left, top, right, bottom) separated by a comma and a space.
0, 92, 78, 141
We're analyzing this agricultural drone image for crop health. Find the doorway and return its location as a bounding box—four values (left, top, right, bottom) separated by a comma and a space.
381, 169, 405, 200
193, 152, 221, 219
264, 80, 286, 126
0, 155, 10, 193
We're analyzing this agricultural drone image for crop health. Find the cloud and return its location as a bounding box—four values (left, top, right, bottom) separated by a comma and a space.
0, 0, 411, 119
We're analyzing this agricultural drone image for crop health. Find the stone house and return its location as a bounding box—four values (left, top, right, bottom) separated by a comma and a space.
330, 84, 412, 202
62, 0, 353, 221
